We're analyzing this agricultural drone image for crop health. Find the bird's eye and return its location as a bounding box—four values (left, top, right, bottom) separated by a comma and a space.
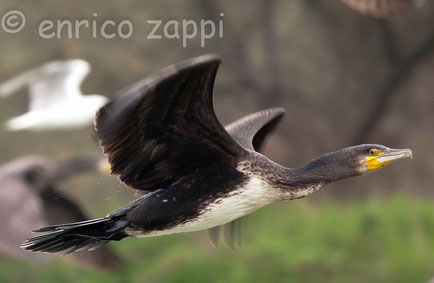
369, 149, 376, 155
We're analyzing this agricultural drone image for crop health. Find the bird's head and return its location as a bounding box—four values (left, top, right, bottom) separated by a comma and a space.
353, 144, 413, 173
23, 165, 54, 191
12, 156, 111, 192
4, 157, 58, 192
302, 144, 413, 182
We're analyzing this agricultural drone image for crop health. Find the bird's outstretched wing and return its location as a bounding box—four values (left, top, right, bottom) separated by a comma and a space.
225, 108, 285, 152
0, 70, 34, 98
0, 60, 91, 110
95, 55, 246, 192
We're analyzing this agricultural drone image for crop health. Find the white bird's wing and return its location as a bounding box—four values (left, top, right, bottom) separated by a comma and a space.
0, 70, 35, 98
0, 60, 91, 111
28, 60, 91, 110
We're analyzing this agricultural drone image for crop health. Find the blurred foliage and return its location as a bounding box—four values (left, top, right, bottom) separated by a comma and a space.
0, 196, 432, 283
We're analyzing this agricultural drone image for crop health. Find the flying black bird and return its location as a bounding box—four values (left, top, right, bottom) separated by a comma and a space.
21, 55, 413, 255
0, 155, 122, 269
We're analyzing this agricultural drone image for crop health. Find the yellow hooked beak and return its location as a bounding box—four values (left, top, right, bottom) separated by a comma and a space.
366, 148, 413, 171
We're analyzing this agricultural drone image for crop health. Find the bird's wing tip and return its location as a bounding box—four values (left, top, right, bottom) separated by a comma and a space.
189, 54, 221, 64
260, 107, 286, 119
158, 54, 221, 78
268, 107, 287, 115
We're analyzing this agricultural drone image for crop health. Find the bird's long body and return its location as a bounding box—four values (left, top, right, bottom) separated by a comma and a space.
114, 165, 272, 238
21, 55, 413, 255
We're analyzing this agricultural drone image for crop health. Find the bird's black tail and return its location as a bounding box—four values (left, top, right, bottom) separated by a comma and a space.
21, 217, 128, 255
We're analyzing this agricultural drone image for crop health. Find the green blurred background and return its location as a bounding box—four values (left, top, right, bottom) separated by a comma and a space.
0, 0, 432, 282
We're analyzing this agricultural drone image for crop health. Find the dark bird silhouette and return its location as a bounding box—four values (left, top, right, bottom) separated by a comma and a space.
21, 55, 413, 255
340, 0, 425, 17
0, 155, 122, 269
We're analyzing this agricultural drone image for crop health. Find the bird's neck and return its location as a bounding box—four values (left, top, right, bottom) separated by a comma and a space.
279, 157, 360, 189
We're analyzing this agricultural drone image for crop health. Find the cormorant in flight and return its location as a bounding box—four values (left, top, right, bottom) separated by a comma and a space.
21, 55, 412, 255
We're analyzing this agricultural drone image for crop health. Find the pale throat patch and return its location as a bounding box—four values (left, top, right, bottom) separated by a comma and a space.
237, 160, 324, 200
124, 176, 279, 238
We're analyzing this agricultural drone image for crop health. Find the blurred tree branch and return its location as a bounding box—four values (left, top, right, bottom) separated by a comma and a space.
198, 0, 324, 115
376, 19, 401, 65
198, 0, 261, 90
260, 0, 283, 102
352, 29, 434, 144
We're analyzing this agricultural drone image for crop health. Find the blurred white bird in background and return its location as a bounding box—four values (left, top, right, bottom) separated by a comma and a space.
0, 59, 109, 131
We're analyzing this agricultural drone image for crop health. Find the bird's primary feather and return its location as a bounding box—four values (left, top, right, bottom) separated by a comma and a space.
95, 55, 246, 193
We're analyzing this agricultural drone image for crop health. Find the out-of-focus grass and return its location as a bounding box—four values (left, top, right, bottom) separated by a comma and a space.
0, 195, 432, 283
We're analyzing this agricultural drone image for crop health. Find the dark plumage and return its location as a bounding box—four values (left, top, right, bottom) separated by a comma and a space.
21, 55, 412, 255
0, 156, 122, 269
